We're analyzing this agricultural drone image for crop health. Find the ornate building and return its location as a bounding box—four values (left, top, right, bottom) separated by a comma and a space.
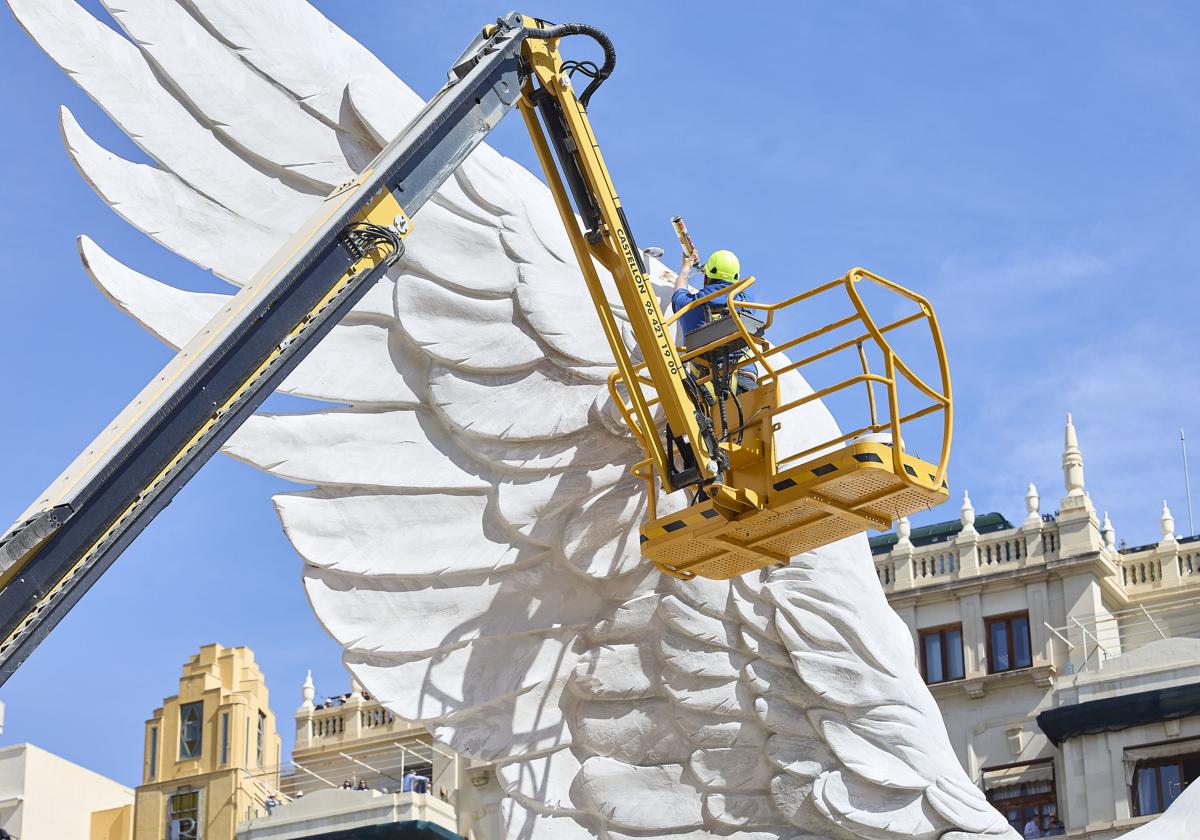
873, 415, 1200, 838
238, 673, 504, 840
134, 644, 282, 840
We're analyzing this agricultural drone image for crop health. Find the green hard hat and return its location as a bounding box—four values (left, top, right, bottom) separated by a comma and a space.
704, 250, 740, 282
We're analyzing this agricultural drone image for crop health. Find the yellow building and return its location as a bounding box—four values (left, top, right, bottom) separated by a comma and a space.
134, 644, 282, 840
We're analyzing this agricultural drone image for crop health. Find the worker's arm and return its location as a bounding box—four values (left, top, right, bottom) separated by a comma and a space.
675, 252, 696, 292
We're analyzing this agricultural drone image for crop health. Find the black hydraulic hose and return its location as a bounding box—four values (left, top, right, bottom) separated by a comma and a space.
523, 23, 616, 108
731, 389, 745, 445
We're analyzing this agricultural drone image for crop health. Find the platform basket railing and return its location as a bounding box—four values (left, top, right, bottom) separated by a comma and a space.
607, 268, 953, 521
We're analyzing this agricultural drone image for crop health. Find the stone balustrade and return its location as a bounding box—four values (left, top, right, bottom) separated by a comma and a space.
875, 515, 1200, 603
296, 695, 420, 750
875, 519, 1061, 593
1116, 536, 1200, 594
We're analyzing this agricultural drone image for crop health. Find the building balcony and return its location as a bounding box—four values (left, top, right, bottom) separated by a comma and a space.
237, 787, 459, 840
1047, 596, 1200, 678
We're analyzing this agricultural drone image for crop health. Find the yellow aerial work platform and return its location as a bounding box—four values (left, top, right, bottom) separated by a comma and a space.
610, 268, 952, 580
501, 24, 952, 581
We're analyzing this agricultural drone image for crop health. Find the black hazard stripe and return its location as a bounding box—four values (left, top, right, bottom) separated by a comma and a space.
648, 504, 721, 538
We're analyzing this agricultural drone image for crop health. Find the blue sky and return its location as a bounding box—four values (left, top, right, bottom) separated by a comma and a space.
0, 1, 1197, 786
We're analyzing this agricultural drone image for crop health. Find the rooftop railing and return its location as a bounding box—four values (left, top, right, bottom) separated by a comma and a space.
297, 694, 422, 750
281, 736, 460, 802
1047, 592, 1200, 673
875, 519, 1060, 593
1116, 537, 1200, 596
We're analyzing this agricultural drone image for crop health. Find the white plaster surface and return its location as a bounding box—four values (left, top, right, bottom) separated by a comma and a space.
10, 0, 1197, 837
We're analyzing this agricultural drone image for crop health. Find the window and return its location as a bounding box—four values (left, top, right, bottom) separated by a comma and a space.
986, 612, 1032, 673
219, 712, 230, 766
986, 776, 1058, 835
919, 624, 965, 684
168, 789, 200, 840
256, 711, 266, 768
147, 726, 158, 781
1133, 754, 1200, 816
179, 701, 203, 759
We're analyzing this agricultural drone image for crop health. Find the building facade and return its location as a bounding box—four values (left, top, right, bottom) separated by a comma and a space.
874, 415, 1200, 838
241, 672, 505, 840
134, 643, 282, 840
0, 742, 134, 839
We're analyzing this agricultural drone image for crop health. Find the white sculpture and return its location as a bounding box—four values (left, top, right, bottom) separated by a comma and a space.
6, 1, 1191, 837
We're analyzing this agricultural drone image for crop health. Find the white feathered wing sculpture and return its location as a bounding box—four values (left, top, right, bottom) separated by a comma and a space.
11, 2, 1148, 838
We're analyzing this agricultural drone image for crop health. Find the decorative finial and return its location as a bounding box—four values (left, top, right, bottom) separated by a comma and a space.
1025, 483, 1040, 521
1161, 501, 1176, 541
960, 490, 976, 530
350, 676, 364, 699
301, 670, 315, 709
1102, 512, 1115, 550
1062, 413, 1085, 497
897, 516, 912, 544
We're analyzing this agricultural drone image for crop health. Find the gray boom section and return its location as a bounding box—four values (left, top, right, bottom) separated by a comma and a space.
0, 15, 529, 686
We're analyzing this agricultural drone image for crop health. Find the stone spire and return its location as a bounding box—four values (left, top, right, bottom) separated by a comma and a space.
1055, 414, 1099, 555
960, 490, 976, 531
1025, 483, 1040, 524
1161, 501, 1177, 545
300, 670, 315, 711
1062, 413, 1085, 498
1102, 512, 1115, 551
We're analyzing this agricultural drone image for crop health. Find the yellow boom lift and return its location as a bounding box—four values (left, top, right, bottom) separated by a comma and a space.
0, 15, 952, 684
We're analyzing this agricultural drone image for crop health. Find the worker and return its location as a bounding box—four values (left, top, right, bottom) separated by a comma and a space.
672, 249, 757, 393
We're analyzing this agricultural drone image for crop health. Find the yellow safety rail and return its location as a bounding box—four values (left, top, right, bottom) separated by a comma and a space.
609, 268, 953, 579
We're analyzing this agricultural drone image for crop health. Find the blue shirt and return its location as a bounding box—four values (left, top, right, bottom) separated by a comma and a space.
671, 281, 752, 342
